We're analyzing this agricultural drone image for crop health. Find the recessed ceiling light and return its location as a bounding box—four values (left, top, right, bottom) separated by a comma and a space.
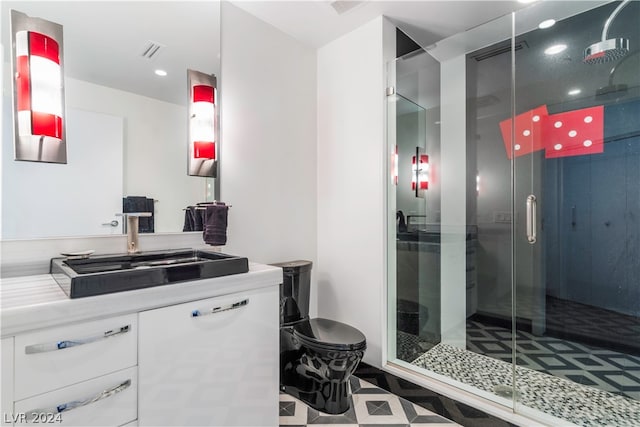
568, 88, 581, 96
155, 69, 167, 77
544, 44, 567, 55
538, 19, 556, 29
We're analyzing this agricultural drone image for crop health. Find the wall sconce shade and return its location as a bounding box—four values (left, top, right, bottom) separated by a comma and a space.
411, 149, 428, 197
192, 85, 216, 160
188, 70, 217, 176
391, 145, 398, 185
11, 10, 66, 163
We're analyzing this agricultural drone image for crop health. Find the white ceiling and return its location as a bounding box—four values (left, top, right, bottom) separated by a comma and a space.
231, 0, 533, 49
0, 0, 522, 104
3, 0, 633, 111
1, 0, 532, 106
1, 1, 221, 106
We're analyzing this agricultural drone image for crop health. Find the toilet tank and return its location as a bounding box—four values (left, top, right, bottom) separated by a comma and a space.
271, 260, 312, 325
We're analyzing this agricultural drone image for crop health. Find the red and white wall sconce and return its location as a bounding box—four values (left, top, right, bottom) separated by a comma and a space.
188, 69, 218, 177
412, 147, 429, 198
10, 10, 66, 163
391, 145, 399, 185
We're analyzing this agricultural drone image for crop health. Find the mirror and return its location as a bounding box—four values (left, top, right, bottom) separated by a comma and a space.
1, 1, 221, 239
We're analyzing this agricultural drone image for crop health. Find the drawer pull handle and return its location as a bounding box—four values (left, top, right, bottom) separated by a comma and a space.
27, 379, 131, 420
24, 325, 131, 354
191, 299, 249, 317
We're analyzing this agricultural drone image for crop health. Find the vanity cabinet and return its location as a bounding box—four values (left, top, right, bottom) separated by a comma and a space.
1, 265, 281, 427
138, 285, 279, 426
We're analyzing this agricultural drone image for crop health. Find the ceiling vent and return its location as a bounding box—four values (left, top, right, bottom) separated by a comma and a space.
471, 40, 528, 62
140, 41, 165, 60
470, 94, 501, 109
329, 1, 364, 15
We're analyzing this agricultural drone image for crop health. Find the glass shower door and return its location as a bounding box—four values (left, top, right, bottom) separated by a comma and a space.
512, 1, 640, 424
387, 44, 443, 365
387, 2, 640, 425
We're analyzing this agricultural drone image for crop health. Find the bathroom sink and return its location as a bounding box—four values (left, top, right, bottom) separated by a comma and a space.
50, 249, 249, 298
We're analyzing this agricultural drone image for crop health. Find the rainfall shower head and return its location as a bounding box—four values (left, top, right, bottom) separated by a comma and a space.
583, 0, 631, 64
584, 38, 630, 64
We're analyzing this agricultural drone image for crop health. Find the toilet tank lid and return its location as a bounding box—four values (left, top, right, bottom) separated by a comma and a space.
293, 318, 366, 351
270, 260, 312, 273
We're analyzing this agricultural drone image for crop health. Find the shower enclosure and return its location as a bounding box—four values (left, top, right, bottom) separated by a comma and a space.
387, 1, 640, 425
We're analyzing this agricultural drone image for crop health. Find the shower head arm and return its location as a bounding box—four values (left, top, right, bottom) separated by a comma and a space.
601, 0, 631, 41
607, 48, 639, 84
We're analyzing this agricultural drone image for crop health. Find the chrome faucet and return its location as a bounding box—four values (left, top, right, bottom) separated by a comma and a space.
117, 212, 152, 254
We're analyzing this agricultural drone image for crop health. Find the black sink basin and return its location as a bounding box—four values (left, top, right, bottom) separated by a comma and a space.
50, 249, 249, 298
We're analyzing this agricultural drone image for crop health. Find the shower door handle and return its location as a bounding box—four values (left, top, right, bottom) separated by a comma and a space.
526, 195, 537, 244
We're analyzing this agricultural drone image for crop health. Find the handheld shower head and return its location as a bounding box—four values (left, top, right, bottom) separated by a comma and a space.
583, 0, 631, 64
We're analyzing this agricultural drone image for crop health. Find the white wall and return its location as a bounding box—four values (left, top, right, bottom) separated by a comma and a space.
439, 57, 468, 348
2, 105, 123, 239
396, 111, 426, 221
219, 3, 317, 313
317, 17, 395, 368
64, 78, 205, 233
1, 66, 206, 235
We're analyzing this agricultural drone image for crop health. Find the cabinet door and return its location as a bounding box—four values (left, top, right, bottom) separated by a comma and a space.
138, 286, 279, 426
2, 337, 14, 427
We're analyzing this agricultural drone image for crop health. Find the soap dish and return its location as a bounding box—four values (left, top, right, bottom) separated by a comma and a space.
60, 250, 95, 259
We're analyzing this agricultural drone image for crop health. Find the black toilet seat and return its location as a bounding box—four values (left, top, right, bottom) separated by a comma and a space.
292, 318, 366, 351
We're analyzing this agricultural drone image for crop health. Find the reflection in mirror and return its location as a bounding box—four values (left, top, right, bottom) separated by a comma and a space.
1, 1, 221, 239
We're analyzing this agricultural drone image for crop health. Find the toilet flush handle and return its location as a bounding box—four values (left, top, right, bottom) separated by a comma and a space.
191, 299, 249, 317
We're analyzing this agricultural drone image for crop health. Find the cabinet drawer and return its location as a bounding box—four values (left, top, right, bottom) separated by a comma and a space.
14, 367, 137, 427
14, 314, 137, 400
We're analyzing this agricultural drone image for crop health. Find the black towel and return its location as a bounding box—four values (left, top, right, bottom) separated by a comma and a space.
194, 206, 206, 231
183, 207, 195, 232
182, 206, 207, 232
203, 204, 228, 246
123, 196, 154, 233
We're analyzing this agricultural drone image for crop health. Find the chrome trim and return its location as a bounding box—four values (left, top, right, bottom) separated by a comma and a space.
25, 325, 131, 354
27, 379, 131, 419
191, 298, 249, 317
526, 195, 537, 244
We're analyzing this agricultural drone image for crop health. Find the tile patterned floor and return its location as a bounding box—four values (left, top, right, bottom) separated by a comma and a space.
466, 319, 640, 401
279, 376, 459, 426
354, 363, 517, 427
545, 295, 640, 356
412, 343, 640, 427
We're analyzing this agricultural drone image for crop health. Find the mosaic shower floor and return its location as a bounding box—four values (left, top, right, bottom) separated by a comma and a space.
397, 319, 640, 401
412, 343, 640, 426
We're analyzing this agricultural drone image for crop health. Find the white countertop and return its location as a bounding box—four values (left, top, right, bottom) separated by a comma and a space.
1, 262, 282, 338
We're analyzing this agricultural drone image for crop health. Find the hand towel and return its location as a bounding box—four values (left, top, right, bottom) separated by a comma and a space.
203, 204, 228, 246
123, 196, 154, 233
183, 207, 195, 232
194, 206, 206, 231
